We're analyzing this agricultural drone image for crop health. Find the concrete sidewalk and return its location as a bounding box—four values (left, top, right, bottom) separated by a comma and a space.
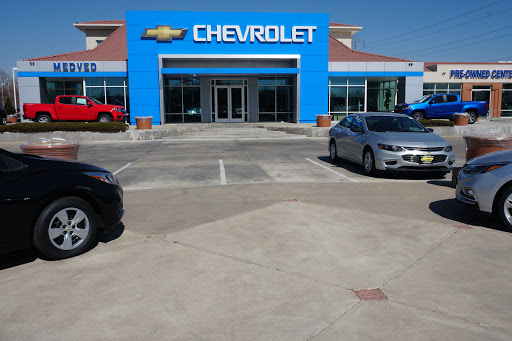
1, 183, 511, 340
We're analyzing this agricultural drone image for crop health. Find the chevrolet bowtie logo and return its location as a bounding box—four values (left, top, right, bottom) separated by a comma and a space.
141, 25, 188, 42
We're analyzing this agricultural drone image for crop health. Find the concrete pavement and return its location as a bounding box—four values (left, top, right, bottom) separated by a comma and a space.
1, 134, 511, 340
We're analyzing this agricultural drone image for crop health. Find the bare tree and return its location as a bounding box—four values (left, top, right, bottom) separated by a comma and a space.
0, 68, 17, 110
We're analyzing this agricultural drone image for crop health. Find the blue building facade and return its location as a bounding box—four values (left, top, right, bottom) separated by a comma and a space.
126, 11, 329, 124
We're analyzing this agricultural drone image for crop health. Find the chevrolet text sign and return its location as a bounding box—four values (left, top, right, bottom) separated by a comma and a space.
193, 25, 317, 43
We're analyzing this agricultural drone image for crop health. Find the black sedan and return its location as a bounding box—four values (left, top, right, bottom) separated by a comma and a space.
0, 148, 124, 260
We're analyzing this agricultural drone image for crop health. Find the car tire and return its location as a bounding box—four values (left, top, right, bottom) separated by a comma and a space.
36, 114, 52, 123
497, 186, 512, 232
98, 114, 112, 122
329, 140, 339, 163
466, 111, 477, 124
363, 148, 377, 176
33, 197, 98, 260
412, 111, 425, 121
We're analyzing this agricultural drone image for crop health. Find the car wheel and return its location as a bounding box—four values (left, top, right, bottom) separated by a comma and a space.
98, 114, 112, 122
37, 114, 52, 123
1, 115, 6, 125
466, 111, 477, 124
33, 197, 98, 260
329, 141, 339, 163
497, 186, 512, 232
412, 111, 425, 121
363, 148, 377, 176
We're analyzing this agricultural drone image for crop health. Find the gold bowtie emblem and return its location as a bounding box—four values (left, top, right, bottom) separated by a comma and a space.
141, 26, 188, 42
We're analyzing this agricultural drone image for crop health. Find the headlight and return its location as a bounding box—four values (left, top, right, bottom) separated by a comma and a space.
84, 172, 118, 184
462, 162, 509, 174
444, 145, 453, 152
404, 106, 411, 110
378, 143, 403, 152
113, 108, 123, 112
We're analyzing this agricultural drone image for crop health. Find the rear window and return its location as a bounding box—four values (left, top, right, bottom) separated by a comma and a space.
446, 95, 458, 103
58, 97, 72, 105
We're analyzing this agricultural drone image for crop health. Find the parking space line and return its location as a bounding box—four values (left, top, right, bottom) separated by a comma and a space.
219, 159, 227, 185
305, 158, 359, 183
113, 162, 133, 176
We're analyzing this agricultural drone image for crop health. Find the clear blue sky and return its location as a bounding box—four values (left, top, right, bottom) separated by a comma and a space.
2, 0, 511, 72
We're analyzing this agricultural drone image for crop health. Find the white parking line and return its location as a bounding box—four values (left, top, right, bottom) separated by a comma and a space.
305, 158, 359, 183
219, 159, 227, 185
113, 162, 133, 175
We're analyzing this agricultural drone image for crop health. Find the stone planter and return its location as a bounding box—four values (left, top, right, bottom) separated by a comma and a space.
20, 140, 80, 160
135, 117, 152, 130
316, 115, 332, 127
463, 135, 512, 161
6, 115, 17, 124
453, 113, 469, 126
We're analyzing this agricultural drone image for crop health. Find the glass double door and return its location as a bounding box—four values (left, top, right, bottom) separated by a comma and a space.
215, 86, 244, 123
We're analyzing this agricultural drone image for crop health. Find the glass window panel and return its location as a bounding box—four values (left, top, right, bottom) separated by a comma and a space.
86, 87, 105, 104
423, 90, 435, 95
330, 77, 347, 85
381, 88, 396, 111
164, 86, 182, 113
276, 86, 293, 112
473, 85, 491, 90
106, 87, 125, 106
423, 83, 435, 90
105, 78, 124, 86
367, 81, 380, 88
348, 86, 365, 112
183, 87, 201, 113
165, 114, 183, 123
276, 113, 292, 122
436, 83, 448, 90
259, 86, 275, 112
348, 77, 365, 86
366, 88, 379, 112
436, 90, 448, 94
449, 83, 461, 90
329, 86, 347, 112
259, 113, 275, 122
184, 113, 201, 122
503, 84, 512, 90
276, 77, 293, 86
501, 90, 512, 110
85, 78, 104, 86
165, 78, 182, 86
216, 80, 243, 85
258, 77, 275, 86
182, 77, 200, 86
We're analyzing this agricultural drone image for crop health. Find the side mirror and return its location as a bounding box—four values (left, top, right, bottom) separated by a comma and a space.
427, 128, 434, 132
87, 102, 94, 106
350, 125, 363, 133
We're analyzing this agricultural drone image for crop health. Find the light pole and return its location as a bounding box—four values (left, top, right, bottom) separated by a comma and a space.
12, 67, 17, 112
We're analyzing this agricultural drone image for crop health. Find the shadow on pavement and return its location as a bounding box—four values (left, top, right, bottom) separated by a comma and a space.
429, 198, 504, 231
317, 155, 449, 181
0, 223, 125, 270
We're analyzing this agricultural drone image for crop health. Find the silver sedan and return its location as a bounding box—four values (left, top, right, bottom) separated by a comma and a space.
456, 149, 512, 231
328, 113, 455, 175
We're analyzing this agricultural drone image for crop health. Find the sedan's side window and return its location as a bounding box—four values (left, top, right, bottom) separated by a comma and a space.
351, 116, 363, 130
0, 155, 25, 172
341, 117, 353, 128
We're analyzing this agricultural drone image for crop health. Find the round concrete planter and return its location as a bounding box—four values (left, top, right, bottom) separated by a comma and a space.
20, 142, 81, 160
135, 117, 152, 130
453, 113, 469, 126
463, 135, 512, 161
316, 115, 332, 127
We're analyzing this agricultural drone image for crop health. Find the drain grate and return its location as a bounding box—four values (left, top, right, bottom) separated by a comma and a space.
145, 235, 167, 243
353, 289, 387, 301
454, 224, 473, 229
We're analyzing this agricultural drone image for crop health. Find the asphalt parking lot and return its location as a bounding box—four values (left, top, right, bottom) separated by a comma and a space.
1, 132, 511, 340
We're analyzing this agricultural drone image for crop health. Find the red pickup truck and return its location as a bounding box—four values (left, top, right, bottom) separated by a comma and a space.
23, 95, 127, 123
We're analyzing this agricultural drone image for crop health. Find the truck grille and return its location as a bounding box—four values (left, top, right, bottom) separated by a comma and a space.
402, 155, 447, 164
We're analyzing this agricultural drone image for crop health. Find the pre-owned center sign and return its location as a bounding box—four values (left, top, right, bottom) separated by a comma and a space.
193, 25, 317, 43
450, 69, 512, 80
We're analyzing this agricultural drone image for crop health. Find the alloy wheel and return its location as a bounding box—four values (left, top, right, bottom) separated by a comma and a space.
48, 207, 90, 250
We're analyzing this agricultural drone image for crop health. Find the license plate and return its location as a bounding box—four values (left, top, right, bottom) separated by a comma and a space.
421, 155, 434, 163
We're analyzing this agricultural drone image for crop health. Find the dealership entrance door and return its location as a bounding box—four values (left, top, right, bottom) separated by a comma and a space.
215, 84, 245, 123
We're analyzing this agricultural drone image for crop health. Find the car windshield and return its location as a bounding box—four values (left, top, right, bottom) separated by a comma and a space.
414, 95, 434, 103
87, 97, 103, 105
365, 116, 429, 133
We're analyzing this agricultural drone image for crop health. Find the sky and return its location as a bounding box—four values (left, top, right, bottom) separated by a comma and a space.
1, 0, 511, 73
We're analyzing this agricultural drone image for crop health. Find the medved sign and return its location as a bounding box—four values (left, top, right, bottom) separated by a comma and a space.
53, 62, 96, 72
